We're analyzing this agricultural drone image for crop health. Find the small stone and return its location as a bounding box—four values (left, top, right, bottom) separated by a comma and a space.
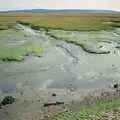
52, 93, 56, 97
113, 108, 120, 113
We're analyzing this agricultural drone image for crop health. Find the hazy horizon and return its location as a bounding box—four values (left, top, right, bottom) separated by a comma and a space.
0, 0, 120, 11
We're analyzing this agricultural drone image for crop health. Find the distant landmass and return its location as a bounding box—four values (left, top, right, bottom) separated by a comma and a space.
1, 9, 119, 14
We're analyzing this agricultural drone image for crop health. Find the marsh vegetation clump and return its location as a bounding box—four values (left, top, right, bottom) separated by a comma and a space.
0, 96, 15, 106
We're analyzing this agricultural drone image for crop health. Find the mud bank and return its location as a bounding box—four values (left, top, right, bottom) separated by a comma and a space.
0, 24, 120, 92
0, 23, 120, 120
17, 21, 120, 55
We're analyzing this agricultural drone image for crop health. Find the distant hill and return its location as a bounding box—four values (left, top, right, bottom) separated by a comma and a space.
1, 9, 119, 14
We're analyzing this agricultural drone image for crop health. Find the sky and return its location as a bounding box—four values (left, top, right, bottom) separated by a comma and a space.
0, 0, 120, 11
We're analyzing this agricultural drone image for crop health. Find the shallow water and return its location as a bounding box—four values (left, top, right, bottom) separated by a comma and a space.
0, 43, 120, 93
0, 26, 120, 93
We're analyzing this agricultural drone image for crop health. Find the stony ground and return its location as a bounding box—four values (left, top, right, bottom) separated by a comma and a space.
89, 108, 120, 120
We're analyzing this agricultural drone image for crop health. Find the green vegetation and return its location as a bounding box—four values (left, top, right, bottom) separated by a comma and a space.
0, 26, 45, 61
46, 98, 120, 120
0, 13, 120, 31
0, 42, 44, 61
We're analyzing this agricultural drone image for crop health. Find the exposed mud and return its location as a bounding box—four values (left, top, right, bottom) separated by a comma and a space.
0, 23, 120, 120
56, 44, 79, 63
48, 28, 120, 55
0, 24, 120, 91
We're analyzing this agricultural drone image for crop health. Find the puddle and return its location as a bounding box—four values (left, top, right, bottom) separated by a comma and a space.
0, 81, 16, 93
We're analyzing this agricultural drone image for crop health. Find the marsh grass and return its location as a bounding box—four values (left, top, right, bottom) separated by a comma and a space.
0, 13, 120, 31
45, 89, 120, 120
46, 98, 120, 120
0, 42, 44, 61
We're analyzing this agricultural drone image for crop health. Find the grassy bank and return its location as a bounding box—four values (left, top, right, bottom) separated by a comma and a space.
46, 98, 120, 120
0, 42, 44, 61
0, 27, 45, 61
0, 13, 120, 31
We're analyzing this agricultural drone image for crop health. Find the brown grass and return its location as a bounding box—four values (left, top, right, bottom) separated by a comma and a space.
0, 13, 120, 31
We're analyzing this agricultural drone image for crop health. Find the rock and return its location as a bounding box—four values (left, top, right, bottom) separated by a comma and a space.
44, 101, 64, 107
113, 108, 120, 113
113, 83, 119, 89
99, 46, 103, 48
0, 96, 15, 106
52, 93, 56, 97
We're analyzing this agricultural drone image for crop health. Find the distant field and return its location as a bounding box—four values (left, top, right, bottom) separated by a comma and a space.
0, 13, 120, 31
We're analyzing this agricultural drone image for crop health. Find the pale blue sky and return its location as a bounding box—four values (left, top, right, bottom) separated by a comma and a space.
0, 0, 120, 11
